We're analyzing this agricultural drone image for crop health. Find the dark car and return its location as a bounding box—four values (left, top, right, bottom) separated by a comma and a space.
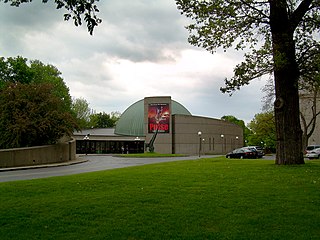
242, 146, 264, 158
226, 148, 258, 159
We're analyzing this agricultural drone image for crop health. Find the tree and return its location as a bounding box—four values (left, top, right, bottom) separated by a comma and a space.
176, 0, 320, 164
89, 112, 120, 128
247, 112, 276, 152
30, 60, 72, 111
0, 56, 79, 149
71, 97, 92, 129
1, 0, 101, 34
71, 97, 121, 129
110, 111, 121, 124
0, 56, 34, 86
262, 53, 320, 150
221, 115, 251, 145
0, 83, 78, 148
0, 56, 72, 111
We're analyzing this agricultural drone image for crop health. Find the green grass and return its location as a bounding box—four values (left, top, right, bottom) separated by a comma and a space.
117, 152, 187, 157
0, 157, 320, 240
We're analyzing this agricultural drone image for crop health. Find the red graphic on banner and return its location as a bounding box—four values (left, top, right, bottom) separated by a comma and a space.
148, 103, 170, 133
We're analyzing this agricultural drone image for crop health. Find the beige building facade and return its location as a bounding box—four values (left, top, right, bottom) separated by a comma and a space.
74, 96, 243, 155
299, 91, 320, 146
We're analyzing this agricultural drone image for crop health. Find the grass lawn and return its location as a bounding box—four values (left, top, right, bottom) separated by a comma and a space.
0, 157, 319, 240
116, 152, 187, 158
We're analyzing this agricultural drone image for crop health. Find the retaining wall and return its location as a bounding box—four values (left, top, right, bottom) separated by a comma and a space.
0, 138, 76, 168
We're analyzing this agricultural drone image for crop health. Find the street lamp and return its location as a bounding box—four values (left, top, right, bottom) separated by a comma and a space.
198, 131, 202, 157
134, 137, 141, 153
236, 136, 239, 148
83, 134, 90, 155
221, 134, 224, 153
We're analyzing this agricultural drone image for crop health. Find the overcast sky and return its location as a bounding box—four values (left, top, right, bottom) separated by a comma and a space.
0, 0, 268, 123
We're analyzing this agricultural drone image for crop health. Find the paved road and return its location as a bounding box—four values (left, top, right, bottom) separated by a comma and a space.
0, 155, 220, 183
0, 154, 276, 183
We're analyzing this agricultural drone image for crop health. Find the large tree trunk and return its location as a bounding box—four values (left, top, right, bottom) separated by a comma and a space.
269, 0, 304, 164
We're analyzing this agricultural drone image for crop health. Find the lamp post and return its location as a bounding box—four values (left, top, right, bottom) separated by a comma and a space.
83, 134, 90, 155
220, 134, 224, 154
135, 137, 140, 153
198, 131, 202, 157
236, 136, 239, 148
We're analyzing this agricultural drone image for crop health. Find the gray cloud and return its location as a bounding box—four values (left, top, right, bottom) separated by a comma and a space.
0, 0, 266, 124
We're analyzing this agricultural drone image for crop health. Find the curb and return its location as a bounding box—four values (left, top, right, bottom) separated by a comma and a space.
0, 158, 88, 172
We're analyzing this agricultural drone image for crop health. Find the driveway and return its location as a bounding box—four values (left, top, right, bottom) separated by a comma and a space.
0, 155, 219, 183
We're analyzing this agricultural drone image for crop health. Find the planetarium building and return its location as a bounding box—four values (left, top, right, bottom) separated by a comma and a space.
73, 96, 243, 155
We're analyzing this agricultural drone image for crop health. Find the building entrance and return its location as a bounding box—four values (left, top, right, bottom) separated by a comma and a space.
76, 140, 145, 154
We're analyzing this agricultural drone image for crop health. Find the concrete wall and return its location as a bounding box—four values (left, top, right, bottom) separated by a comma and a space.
0, 138, 76, 168
173, 115, 243, 155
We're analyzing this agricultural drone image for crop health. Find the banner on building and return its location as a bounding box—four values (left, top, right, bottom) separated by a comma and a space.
148, 103, 170, 133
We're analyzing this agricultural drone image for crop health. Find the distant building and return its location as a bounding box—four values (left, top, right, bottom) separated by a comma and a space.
73, 96, 243, 155
299, 90, 320, 146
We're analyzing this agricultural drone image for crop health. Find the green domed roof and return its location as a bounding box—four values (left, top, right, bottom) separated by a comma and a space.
115, 99, 191, 136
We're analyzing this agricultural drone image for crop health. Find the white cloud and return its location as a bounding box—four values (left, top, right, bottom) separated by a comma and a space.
0, 0, 267, 124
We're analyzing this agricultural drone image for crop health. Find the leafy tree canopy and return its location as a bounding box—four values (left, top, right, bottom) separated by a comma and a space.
176, 0, 320, 94
0, 83, 78, 149
72, 97, 121, 129
72, 97, 92, 129
176, 0, 320, 164
1, 0, 101, 34
221, 115, 246, 129
89, 111, 120, 128
0, 56, 78, 149
0, 56, 72, 110
221, 115, 251, 144
247, 111, 276, 152
89, 112, 115, 128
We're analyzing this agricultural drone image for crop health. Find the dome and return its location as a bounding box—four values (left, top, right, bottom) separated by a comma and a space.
115, 99, 191, 136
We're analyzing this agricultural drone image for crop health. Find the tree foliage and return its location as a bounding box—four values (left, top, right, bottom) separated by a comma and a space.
30, 60, 72, 110
87, 111, 120, 128
221, 115, 251, 144
71, 97, 91, 129
0, 83, 77, 148
247, 112, 276, 152
0, 56, 72, 110
89, 112, 119, 128
262, 53, 320, 150
72, 97, 121, 129
1, 0, 101, 34
176, 0, 320, 164
176, 0, 319, 93
0, 56, 78, 149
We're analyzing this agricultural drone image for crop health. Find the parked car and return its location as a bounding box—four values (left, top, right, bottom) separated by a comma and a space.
306, 147, 320, 159
242, 146, 264, 158
305, 145, 320, 156
226, 148, 258, 159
